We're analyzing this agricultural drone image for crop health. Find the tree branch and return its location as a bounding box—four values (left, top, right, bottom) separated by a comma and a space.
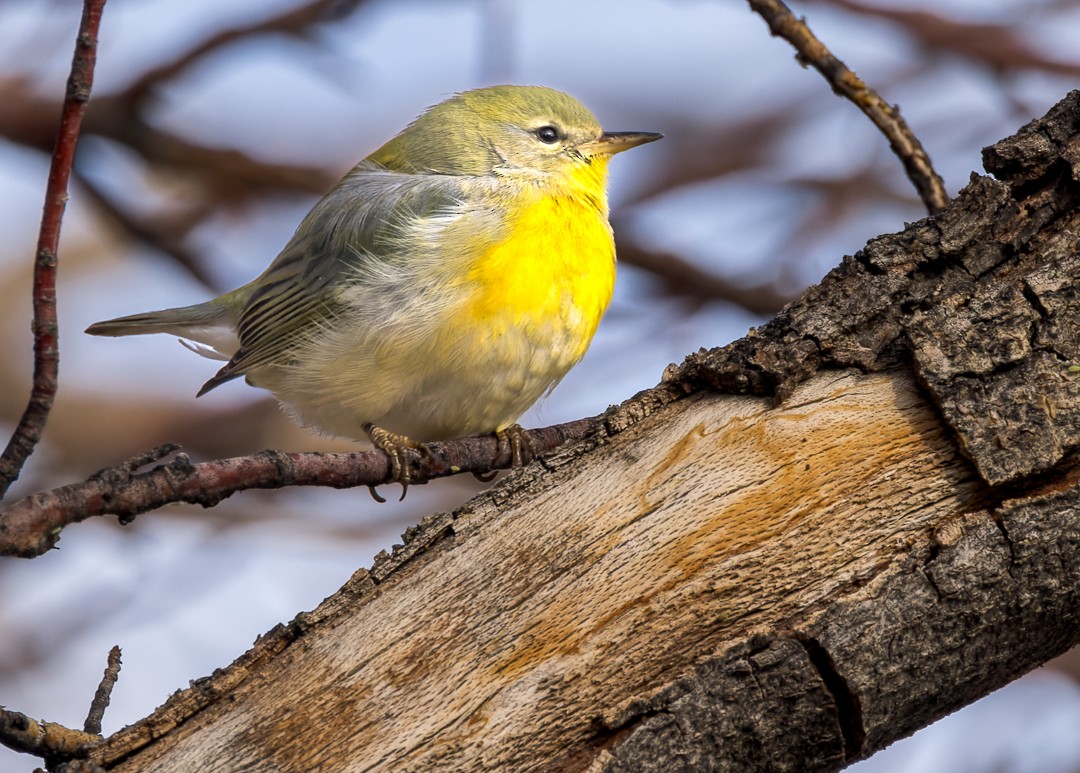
821, 0, 1080, 78
0, 0, 107, 497
0, 646, 119, 767
748, 0, 950, 214
74, 170, 220, 292
0, 706, 101, 763
614, 232, 797, 314
119, 0, 368, 104
84, 646, 122, 736
0, 419, 600, 558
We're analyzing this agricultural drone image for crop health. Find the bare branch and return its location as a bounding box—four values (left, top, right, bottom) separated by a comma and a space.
747, 0, 950, 214
0, 706, 101, 762
0, 0, 107, 497
83, 646, 122, 736
74, 170, 221, 292
0, 645, 118, 765
0, 419, 600, 559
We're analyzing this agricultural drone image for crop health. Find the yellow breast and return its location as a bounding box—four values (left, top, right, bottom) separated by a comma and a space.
463, 175, 616, 367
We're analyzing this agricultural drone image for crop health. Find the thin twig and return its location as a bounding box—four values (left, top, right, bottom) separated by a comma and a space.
0, 419, 599, 559
84, 646, 122, 736
0, 0, 107, 497
747, 0, 949, 214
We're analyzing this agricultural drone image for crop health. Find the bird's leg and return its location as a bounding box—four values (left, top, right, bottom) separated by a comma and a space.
364, 423, 426, 501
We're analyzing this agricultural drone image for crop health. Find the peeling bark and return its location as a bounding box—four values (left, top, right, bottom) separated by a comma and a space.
679, 92, 1080, 486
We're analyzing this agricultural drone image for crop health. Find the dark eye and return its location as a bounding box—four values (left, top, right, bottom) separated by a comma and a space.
535, 126, 560, 144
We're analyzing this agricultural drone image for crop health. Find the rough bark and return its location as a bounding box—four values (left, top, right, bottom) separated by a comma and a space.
73, 92, 1080, 771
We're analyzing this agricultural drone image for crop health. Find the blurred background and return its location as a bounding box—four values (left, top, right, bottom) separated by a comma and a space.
1, 0, 1080, 770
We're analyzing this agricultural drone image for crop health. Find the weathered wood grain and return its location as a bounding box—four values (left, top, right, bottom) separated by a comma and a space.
95, 370, 994, 771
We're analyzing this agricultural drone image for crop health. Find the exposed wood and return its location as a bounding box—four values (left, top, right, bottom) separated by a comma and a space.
678, 92, 1080, 486
94, 370, 987, 771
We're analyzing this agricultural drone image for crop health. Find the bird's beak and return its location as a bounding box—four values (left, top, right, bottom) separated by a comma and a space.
581, 131, 663, 157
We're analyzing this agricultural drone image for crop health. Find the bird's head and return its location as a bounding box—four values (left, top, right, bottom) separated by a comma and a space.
368, 85, 661, 180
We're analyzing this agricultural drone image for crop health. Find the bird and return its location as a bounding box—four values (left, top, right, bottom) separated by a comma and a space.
86, 85, 662, 494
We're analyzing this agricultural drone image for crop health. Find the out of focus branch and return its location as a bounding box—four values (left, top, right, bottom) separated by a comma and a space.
821, 0, 1080, 77
122, 0, 369, 104
75, 170, 220, 290
0, 0, 107, 497
0, 80, 334, 198
615, 233, 796, 314
748, 0, 950, 214
0, 419, 599, 559
622, 113, 794, 206
0, 0, 347, 291
87, 101, 338, 196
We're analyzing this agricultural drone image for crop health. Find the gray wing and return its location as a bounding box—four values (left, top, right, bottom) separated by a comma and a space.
199, 163, 492, 395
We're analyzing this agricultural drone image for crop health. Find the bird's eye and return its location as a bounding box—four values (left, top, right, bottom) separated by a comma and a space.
535, 126, 560, 144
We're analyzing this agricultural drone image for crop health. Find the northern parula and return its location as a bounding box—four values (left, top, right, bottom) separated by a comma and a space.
87, 85, 662, 485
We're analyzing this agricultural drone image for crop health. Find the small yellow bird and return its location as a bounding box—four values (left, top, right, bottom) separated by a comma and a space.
87, 85, 661, 486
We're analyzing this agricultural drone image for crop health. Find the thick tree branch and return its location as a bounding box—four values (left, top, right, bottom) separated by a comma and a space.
0, 0, 106, 497
676, 92, 1080, 485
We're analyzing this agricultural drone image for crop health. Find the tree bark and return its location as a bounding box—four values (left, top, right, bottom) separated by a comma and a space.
85, 92, 1080, 771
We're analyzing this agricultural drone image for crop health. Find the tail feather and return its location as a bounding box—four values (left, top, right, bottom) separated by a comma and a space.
85, 300, 239, 361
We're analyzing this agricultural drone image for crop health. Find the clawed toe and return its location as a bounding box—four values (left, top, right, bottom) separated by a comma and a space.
366, 423, 535, 494
471, 425, 535, 484
365, 423, 427, 501
497, 424, 535, 469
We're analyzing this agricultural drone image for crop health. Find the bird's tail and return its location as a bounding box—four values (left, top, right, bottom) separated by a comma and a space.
85, 297, 240, 361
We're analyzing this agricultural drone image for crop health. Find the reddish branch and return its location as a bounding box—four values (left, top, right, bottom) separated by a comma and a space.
0, 0, 107, 497
748, 0, 950, 215
0, 419, 598, 559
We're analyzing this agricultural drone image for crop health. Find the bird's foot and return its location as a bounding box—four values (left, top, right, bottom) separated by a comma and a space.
472, 424, 534, 483
365, 423, 427, 501
498, 423, 535, 469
